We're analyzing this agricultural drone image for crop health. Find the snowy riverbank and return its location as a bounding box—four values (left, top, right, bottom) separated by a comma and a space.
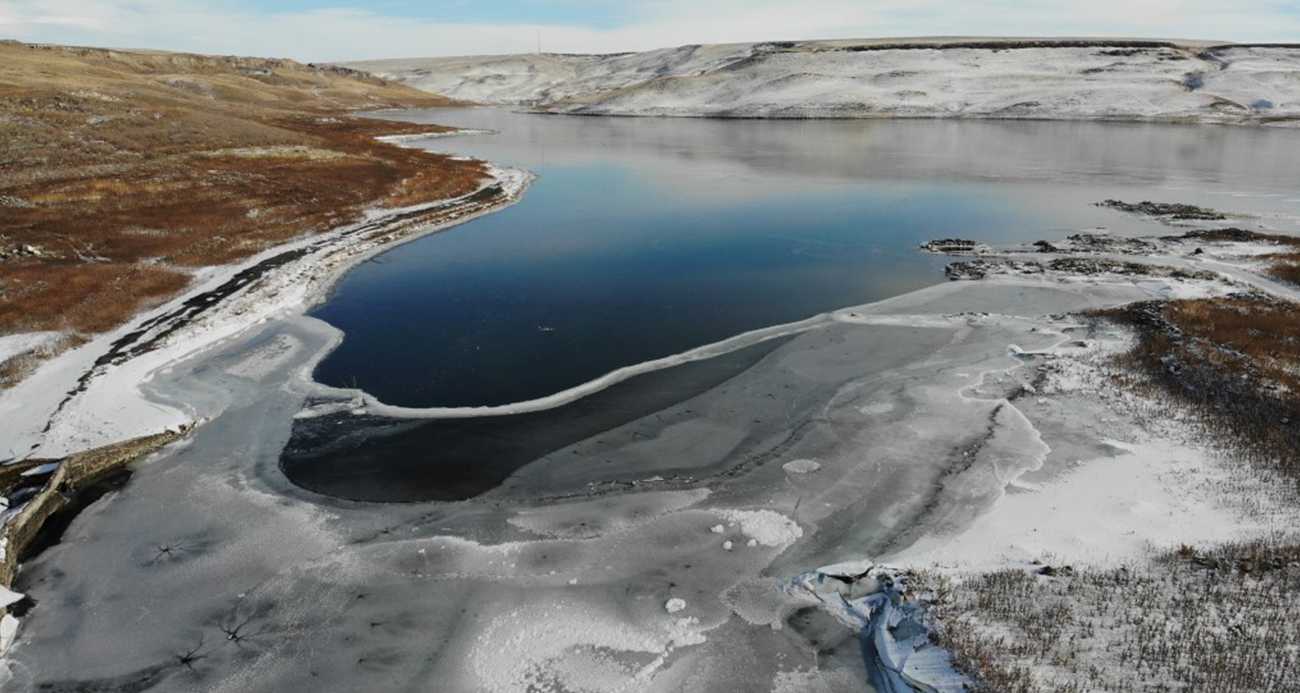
0, 163, 531, 460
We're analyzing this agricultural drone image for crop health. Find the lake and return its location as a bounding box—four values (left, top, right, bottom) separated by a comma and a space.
309, 109, 1300, 410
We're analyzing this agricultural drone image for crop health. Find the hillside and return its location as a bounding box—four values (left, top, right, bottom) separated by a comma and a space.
0, 41, 484, 386
344, 38, 1300, 123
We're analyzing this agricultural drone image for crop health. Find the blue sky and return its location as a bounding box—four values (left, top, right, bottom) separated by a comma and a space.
1, 0, 1297, 61
258, 0, 634, 28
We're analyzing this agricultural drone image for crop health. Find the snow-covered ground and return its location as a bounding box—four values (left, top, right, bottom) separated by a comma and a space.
0, 333, 62, 366
344, 39, 1300, 124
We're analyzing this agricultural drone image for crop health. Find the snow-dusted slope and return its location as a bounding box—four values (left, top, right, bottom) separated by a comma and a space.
346, 43, 755, 106
344, 39, 1300, 124
1199, 46, 1300, 118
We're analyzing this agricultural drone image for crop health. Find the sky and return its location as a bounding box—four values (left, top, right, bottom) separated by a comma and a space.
0, 0, 1296, 62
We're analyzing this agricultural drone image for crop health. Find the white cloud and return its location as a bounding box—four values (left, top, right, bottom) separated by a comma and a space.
0, 0, 1295, 61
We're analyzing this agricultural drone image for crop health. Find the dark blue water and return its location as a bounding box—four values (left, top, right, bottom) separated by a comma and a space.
311, 110, 1300, 408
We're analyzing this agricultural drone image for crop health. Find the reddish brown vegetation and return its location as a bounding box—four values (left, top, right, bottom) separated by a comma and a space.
1097, 293, 1300, 482
1266, 254, 1300, 285
1, 41, 487, 385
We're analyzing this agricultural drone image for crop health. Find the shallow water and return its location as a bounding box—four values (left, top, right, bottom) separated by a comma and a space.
311, 109, 1300, 409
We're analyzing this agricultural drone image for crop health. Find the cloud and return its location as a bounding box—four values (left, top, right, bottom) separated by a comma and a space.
0, 0, 1295, 61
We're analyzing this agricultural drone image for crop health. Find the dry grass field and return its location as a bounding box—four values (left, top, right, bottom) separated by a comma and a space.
1, 40, 487, 386
926, 540, 1300, 693
921, 292, 1300, 692
1101, 293, 1300, 482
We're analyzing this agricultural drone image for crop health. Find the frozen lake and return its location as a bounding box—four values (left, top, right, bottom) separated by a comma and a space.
311, 108, 1300, 408
9, 110, 1300, 693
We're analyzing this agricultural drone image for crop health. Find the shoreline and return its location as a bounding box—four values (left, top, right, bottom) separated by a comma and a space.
0, 160, 532, 460
0, 146, 534, 648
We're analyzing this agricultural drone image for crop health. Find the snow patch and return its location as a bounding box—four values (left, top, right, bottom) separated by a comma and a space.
467, 598, 709, 693
0, 615, 16, 654
857, 401, 896, 416
781, 459, 821, 474
717, 509, 803, 549
376, 128, 495, 143
0, 332, 62, 364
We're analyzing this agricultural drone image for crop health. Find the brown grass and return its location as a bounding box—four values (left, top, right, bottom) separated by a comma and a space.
1094, 294, 1300, 483
1266, 254, 1300, 285
0, 263, 192, 334
1, 40, 488, 385
925, 544, 1300, 692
